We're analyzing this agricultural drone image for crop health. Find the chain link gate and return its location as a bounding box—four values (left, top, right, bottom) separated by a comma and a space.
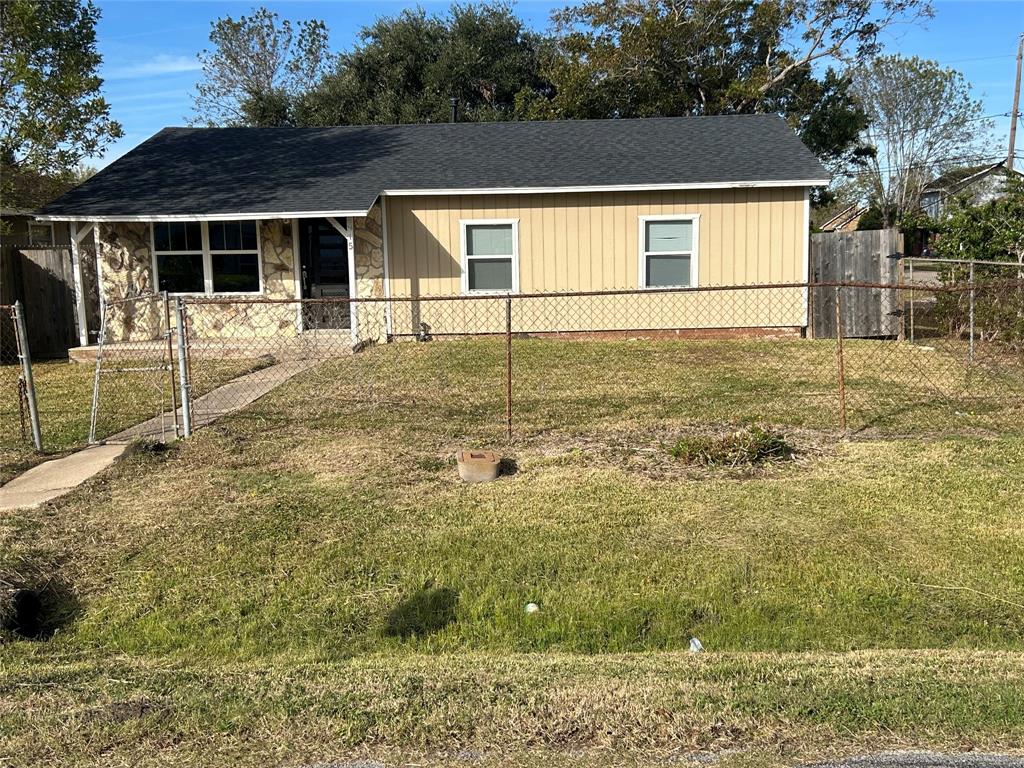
88, 292, 182, 444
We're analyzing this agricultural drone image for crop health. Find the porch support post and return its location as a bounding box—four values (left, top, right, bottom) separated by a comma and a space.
292, 218, 303, 333
69, 221, 93, 347
325, 215, 358, 344
381, 198, 393, 339
346, 216, 358, 343
92, 221, 104, 318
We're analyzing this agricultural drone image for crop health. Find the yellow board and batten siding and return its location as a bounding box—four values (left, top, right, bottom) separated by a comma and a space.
382, 188, 808, 336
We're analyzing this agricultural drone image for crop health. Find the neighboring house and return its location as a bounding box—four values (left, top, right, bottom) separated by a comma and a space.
0, 208, 67, 247
1, 210, 79, 357
36, 115, 828, 346
920, 161, 1022, 219
819, 203, 867, 233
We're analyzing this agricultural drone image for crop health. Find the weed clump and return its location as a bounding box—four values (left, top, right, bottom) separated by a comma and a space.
666, 425, 793, 467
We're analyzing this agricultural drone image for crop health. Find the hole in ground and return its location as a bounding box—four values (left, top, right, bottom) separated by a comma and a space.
1, 576, 81, 640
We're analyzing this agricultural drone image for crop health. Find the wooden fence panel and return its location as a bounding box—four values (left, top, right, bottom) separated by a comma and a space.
811, 228, 901, 338
4, 246, 77, 357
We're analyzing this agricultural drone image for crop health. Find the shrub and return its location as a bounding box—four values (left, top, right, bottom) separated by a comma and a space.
666, 426, 793, 467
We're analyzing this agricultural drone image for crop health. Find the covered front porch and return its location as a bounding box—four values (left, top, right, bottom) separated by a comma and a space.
59, 205, 387, 355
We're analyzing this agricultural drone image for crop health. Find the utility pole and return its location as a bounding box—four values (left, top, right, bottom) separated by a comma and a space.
1009, 33, 1023, 170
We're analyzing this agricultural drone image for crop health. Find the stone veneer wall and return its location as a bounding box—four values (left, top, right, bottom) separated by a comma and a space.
97, 222, 161, 343
96, 219, 300, 342
259, 219, 298, 300
185, 219, 299, 339
352, 202, 388, 341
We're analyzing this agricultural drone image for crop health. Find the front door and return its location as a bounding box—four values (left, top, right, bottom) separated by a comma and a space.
299, 218, 350, 329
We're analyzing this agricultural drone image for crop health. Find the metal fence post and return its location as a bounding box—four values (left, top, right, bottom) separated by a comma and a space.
162, 292, 180, 438
87, 297, 107, 444
174, 298, 193, 438
968, 259, 975, 366
834, 286, 848, 433
12, 301, 42, 451
908, 259, 915, 344
896, 254, 905, 342
505, 296, 513, 442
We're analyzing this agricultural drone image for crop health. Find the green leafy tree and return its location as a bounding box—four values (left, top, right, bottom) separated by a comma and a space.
192, 8, 333, 126
930, 177, 1024, 347
851, 55, 992, 226
295, 3, 550, 126
0, 0, 122, 210
528, 0, 924, 203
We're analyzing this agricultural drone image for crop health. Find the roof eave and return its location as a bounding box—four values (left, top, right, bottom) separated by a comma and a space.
34, 208, 371, 223
381, 178, 831, 197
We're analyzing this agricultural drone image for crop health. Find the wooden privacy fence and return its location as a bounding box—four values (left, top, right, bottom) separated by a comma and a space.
0, 244, 78, 357
810, 228, 902, 338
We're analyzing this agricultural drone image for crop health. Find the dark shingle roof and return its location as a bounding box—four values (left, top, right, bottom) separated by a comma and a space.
39, 115, 829, 219
922, 162, 1009, 194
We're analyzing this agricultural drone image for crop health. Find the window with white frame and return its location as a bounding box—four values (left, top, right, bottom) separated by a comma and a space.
461, 220, 518, 293
28, 222, 54, 246
152, 220, 261, 294
639, 216, 698, 288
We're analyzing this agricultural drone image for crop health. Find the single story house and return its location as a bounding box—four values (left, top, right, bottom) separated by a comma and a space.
920, 160, 1022, 219
818, 203, 867, 233
1, 208, 69, 247
36, 115, 828, 346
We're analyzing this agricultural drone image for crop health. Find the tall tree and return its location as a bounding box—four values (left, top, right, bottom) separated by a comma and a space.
532, 0, 932, 202
850, 55, 992, 225
192, 8, 333, 127
0, 0, 122, 209
295, 3, 550, 127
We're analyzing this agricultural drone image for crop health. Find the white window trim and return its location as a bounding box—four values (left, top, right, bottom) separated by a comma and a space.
150, 221, 264, 296
638, 214, 700, 290
459, 218, 520, 295
28, 221, 55, 246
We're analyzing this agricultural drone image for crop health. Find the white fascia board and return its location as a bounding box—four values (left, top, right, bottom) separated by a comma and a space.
381, 179, 831, 197
35, 209, 370, 223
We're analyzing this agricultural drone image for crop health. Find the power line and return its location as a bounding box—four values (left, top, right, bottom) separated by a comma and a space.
854, 151, 1006, 175
937, 54, 1018, 65
876, 112, 1008, 138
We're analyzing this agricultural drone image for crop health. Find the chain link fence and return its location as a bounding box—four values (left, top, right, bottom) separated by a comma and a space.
167, 278, 1022, 443
1, 302, 43, 481
4, 274, 1021, 484
88, 293, 180, 444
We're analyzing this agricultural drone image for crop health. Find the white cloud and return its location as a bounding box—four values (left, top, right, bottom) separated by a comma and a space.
105, 54, 201, 80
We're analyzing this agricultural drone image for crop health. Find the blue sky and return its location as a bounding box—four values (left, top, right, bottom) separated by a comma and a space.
94, 0, 1024, 168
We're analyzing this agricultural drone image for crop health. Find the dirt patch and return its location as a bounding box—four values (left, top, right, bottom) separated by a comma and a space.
523, 423, 833, 480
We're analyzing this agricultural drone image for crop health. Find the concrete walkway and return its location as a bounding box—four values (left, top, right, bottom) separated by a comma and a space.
0, 360, 314, 511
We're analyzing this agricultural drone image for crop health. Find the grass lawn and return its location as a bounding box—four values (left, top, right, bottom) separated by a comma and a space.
0, 357, 267, 484
1, 361, 115, 483
1, 338, 1022, 766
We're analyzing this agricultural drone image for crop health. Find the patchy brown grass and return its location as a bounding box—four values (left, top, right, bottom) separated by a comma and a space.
1, 338, 1023, 767
1, 650, 1023, 767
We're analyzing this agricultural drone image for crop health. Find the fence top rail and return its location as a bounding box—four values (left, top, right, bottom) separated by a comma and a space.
903, 257, 1024, 268
105, 291, 168, 307
179, 279, 1023, 307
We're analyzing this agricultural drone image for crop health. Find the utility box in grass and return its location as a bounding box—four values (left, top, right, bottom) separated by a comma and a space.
456, 449, 501, 483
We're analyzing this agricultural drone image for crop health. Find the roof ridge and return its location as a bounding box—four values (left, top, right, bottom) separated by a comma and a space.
160, 114, 786, 132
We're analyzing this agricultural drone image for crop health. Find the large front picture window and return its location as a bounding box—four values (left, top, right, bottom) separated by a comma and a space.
639, 216, 698, 289
152, 220, 261, 294
461, 219, 519, 294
